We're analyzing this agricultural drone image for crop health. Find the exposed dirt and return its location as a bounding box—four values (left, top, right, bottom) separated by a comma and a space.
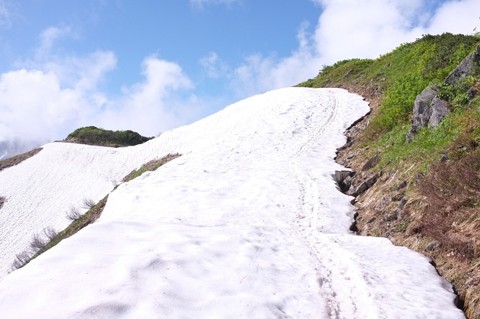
0, 148, 42, 172
336, 86, 479, 318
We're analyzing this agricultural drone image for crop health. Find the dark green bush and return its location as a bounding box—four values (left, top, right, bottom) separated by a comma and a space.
65, 126, 152, 147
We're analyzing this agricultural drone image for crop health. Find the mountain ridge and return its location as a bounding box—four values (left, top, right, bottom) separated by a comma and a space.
0, 33, 478, 317
0, 88, 465, 318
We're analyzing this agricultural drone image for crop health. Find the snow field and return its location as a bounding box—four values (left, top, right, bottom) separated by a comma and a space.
0, 88, 465, 318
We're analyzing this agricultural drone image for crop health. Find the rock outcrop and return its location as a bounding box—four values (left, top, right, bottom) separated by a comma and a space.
407, 46, 480, 141
445, 46, 480, 85
407, 86, 450, 141
334, 155, 380, 198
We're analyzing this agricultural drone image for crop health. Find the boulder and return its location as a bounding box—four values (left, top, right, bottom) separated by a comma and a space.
445, 46, 480, 85
333, 170, 355, 193
428, 96, 450, 127
407, 86, 450, 141
409, 86, 438, 132
347, 173, 379, 197
407, 46, 480, 141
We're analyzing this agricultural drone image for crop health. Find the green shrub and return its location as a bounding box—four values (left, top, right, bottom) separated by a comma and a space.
438, 76, 477, 107
65, 126, 152, 147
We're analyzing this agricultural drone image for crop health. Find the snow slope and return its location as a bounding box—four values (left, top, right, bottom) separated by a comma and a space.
0, 88, 464, 318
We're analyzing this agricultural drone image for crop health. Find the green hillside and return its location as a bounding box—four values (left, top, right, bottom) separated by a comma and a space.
65, 126, 153, 147
299, 33, 480, 318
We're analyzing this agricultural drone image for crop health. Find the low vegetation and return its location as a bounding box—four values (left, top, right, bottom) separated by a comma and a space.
122, 153, 181, 182
11, 153, 180, 271
299, 33, 480, 318
65, 126, 153, 147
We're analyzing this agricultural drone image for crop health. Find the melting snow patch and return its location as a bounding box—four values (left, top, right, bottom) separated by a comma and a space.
0, 88, 464, 318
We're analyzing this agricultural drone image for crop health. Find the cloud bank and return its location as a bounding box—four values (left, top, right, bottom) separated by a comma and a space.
0, 27, 200, 157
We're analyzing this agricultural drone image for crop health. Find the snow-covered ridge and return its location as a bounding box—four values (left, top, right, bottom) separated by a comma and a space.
0, 88, 464, 318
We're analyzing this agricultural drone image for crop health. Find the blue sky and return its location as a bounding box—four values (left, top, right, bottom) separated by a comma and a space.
1, 1, 319, 96
0, 0, 479, 155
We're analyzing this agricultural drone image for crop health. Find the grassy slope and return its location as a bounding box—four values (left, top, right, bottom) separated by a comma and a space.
299, 33, 480, 318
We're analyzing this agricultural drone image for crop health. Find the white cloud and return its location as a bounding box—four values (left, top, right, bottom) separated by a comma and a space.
0, 25, 120, 156
0, 54, 198, 147
200, 51, 230, 79
40, 50, 117, 92
37, 26, 74, 58
313, 0, 425, 64
97, 56, 197, 136
0, 27, 202, 157
427, 0, 480, 34
0, 69, 93, 143
230, 0, 480, 97
231, 22, 321, 96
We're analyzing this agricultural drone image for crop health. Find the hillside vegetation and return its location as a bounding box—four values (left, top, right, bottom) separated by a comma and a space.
299, 33, 480, 318
65, 126, 152, 147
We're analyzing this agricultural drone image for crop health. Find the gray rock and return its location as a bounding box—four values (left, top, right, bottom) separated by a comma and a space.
410, 86, 438, 134
347, 174, 378, 197
407, 46, 480, 141
445, 46, 480, 85
334, 170, 355, 193
426, 240, 441, 251
348, 182, 368, 197
334, 170, 354, 184
343, 175, 353, 191
428, 96, 450, 127
365, 174, 379, 188
407, 86, 450, 140
0, 196, 5, 210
